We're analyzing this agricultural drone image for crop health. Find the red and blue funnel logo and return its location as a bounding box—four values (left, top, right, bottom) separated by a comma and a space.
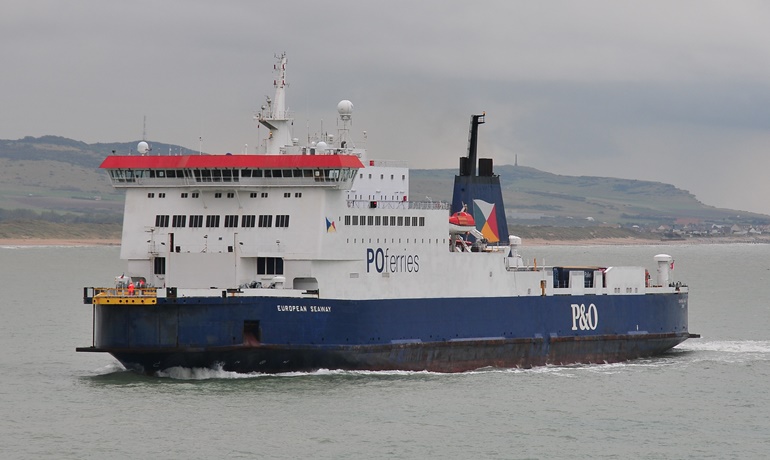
473, 199, 499, 243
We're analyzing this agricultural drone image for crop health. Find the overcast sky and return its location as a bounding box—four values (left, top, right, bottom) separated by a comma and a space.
3, 1, 770, 215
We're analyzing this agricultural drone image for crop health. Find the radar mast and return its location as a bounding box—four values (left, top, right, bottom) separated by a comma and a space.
256, 53, 293, 154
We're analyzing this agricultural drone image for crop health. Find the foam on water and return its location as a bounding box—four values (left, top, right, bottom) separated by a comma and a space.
146, 357, 687, 381
92, 362, 129, 375
154, 365, 443, 380
678, 339, 770, 354
90, 339, 758, 381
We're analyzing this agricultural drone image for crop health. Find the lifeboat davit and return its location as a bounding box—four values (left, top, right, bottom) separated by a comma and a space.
449, 210, 476, 234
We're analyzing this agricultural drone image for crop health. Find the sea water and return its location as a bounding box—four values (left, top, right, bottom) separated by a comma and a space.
1, 243, 769, 459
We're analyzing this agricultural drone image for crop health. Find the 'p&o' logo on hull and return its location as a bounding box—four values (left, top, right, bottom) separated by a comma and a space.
571, 303, 598, 331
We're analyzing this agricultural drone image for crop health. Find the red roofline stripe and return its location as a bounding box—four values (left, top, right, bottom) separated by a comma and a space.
99, 154, 365, 170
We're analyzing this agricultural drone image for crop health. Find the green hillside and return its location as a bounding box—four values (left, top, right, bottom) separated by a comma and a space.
0, 136, 195, 214
0, 136, 767, 240
411, 165, 769, 227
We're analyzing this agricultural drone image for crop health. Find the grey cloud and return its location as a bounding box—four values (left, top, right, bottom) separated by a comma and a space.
2, 0, 770, 213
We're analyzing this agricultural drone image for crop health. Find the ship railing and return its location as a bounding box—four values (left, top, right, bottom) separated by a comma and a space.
84, 286, 158, 299
409, 200, 450, 210
364, 159, 408, 168
346, 200, 450, 210
347, 200, 407, 209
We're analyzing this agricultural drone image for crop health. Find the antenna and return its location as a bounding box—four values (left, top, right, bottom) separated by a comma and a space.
142, 115, 147, 141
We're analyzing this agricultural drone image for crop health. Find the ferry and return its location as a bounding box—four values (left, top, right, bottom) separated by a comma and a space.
78, 54, 695, 374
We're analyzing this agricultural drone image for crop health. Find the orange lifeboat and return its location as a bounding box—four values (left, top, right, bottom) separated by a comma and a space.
449, 207, 476, 234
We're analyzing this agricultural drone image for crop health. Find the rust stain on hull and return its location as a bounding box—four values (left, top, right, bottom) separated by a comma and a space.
77, 332, 693, 375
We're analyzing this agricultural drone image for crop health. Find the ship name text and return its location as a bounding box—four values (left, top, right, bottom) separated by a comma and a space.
277, 305, 332, 313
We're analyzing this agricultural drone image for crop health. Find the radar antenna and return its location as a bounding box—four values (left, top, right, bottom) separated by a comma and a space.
137, 115, 151, 155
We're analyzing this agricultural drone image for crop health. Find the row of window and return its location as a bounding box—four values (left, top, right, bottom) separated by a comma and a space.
359, 173, 406, 180
110, 168, 354, 183
152, 256, 283, 276
147, 191, 301, 199
343, 215, 425, 227
155, 214, 290, 229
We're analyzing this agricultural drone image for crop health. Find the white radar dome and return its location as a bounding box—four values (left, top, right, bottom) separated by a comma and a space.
137, 141, 150, 155
316, 141, 329, 152
337, 100, 353, 119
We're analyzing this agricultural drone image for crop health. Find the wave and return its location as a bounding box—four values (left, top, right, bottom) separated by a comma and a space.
92, 340, 769, 381
154, 365, 441, 380
677, 339, 770, 354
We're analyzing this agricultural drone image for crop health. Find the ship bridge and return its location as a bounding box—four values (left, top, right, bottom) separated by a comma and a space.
100, 154, 364, 190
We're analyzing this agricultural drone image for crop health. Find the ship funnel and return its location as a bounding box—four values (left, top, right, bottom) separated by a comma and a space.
451, 113, 508, 244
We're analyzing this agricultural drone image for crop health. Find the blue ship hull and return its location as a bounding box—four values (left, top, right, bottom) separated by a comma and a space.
77, 292, 691, 374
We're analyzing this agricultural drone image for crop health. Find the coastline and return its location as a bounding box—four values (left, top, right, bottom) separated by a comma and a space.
525, 235, 770, 246
2, 235, 768, 247
0, 238, 120, 247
